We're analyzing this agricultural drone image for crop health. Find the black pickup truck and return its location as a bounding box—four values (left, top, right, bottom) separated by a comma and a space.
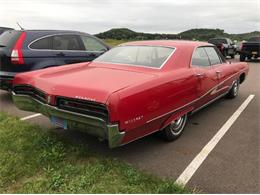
208, 37, 236, 58
240, 37, 260, 61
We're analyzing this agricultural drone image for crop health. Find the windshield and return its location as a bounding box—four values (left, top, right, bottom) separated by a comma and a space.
208, 39, 227, 44
94, 45, 175, 68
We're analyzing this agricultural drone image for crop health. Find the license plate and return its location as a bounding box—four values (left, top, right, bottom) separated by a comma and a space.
51, 116, 68, 129
252, 51, 257, 55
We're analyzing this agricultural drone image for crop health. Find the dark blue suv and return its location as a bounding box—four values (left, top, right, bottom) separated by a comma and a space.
0, 30, 110, 90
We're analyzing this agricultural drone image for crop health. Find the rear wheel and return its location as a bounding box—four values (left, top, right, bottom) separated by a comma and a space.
160, 114, 188, 141
226, 80, 239, 99
230, 54, 235, 59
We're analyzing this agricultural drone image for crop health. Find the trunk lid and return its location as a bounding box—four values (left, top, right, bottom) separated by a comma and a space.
14, 63, 156, 104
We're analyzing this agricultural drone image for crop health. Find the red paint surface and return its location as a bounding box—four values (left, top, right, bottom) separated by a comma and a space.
13, 40, 249, 145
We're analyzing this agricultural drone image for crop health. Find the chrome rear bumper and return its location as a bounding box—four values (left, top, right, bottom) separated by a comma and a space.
12, 92, 125, 148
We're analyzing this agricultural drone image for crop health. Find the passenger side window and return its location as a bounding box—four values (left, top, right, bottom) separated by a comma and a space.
192, 48, 210, 67
30, 37, 52, 50
204, 47, 222, 65
53, 35, 83, 51
81, 36, 107, 52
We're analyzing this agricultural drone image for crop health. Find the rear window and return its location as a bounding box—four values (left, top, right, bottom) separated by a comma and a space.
53, 35, 83, 51
192, 48, 210, 67
30, 37, 52, 50
204, 47, 222, 65
94, 46, 175, 68
208, 39, 227, 44
0, 31, 22, 48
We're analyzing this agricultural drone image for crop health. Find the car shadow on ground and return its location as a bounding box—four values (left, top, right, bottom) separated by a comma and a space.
0, 89, 231, 160
53, 97, 227, 159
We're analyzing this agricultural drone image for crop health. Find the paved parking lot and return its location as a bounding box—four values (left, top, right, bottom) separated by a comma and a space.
0, 57, 259, 193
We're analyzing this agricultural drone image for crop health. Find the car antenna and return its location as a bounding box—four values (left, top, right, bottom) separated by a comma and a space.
17, 22, 25, 30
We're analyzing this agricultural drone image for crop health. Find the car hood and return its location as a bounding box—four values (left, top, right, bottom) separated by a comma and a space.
14, 63, 156, 104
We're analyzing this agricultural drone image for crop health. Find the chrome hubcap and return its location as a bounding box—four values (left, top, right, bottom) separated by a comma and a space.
170, 116, 185, 135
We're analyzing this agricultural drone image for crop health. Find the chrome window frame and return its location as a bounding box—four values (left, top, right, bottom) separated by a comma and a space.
28, 33, 106, 53
94, 45, 177, 70
190, 45, 225, 68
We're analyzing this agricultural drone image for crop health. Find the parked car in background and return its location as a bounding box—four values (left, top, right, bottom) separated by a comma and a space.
239, 36, 260, 61
0, 30, 110, 90
0, 27, 13, 35
208, 37, 236, 58
12, 40, 249, 148
236, 41, 244, 55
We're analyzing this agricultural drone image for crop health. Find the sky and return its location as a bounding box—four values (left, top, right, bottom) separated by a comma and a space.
1, 0, 259, 34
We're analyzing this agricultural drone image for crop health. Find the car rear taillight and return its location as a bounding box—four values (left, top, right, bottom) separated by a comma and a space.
11, 32, 26, 65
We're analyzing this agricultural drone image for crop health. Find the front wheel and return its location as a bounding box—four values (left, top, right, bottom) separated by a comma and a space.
226, 80, 239, 99
160, 114, 188, 141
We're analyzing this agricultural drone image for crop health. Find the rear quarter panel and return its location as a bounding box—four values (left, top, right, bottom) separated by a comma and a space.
108, 68, 198, 144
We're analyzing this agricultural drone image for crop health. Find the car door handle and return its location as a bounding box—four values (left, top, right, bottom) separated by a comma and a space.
216, 71, 223, 78
216, 71, 221, 75
195, 73, 205, 78
56, 52, 65, 57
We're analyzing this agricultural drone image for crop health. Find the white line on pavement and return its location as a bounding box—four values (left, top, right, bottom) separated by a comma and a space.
20, 113, 42, 121
175, 94, 255, 186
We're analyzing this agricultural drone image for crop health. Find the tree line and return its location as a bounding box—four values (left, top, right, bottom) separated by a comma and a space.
95, 28, 260, 41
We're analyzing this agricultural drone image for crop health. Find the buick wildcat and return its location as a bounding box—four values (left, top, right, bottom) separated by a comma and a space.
12, 40, 249, 148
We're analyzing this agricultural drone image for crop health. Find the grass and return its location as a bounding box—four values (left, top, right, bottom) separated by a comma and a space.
0, 112, 191, 193
103, 39, 128, 47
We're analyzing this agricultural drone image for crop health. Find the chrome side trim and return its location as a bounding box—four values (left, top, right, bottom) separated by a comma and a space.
190, 91, 229, 114
146, 70, 245, 124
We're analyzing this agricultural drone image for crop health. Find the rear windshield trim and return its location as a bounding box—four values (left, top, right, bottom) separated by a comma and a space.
94, 45, 176, 70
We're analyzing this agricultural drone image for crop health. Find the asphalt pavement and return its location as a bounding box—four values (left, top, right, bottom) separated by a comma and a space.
0, 57, 259, 193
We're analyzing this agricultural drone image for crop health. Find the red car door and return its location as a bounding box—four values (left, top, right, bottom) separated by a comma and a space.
204, 47, 234, 96
191, 47, 219, 108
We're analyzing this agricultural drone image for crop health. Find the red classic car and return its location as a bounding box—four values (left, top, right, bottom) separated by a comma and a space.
12, 40, 249, 148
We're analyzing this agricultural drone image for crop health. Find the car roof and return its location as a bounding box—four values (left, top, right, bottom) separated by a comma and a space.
121, 40, 212, 49
13, 29, 90, 35
0, 27, 13, 30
